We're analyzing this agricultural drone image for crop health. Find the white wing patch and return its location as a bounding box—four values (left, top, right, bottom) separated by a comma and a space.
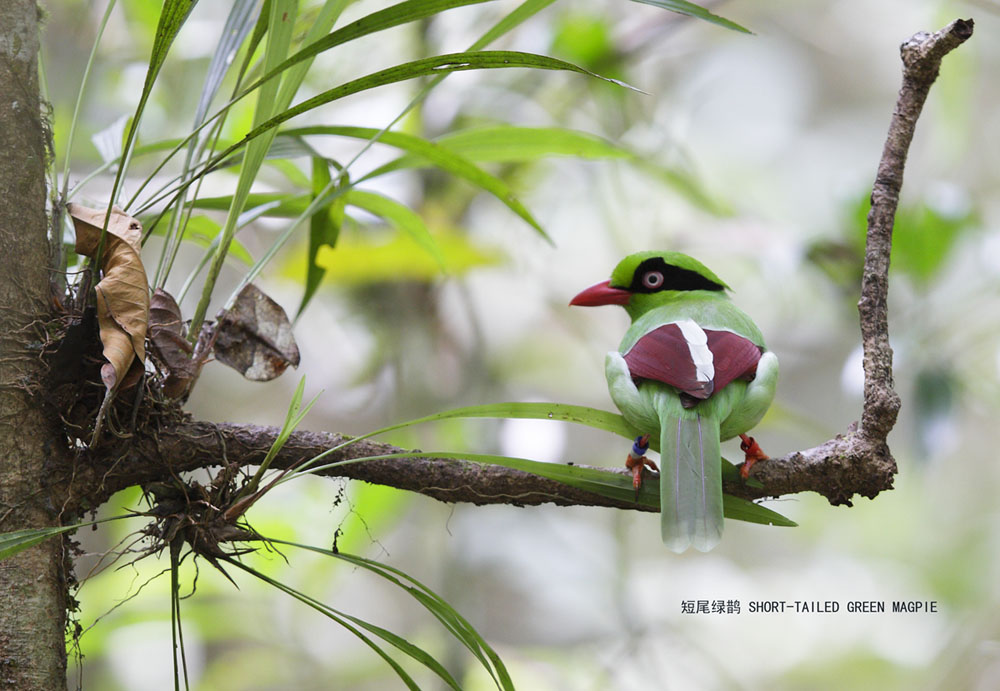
675, 319, 715, 383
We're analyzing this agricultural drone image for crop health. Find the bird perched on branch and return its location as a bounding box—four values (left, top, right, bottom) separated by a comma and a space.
570, 251, 778, 552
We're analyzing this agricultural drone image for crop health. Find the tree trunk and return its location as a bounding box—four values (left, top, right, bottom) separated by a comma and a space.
0, 1, 70, 687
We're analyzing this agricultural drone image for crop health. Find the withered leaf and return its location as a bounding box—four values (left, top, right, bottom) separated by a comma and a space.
214, 283, 300, 381
69, 203, 149, 391
149, 288, 197, 398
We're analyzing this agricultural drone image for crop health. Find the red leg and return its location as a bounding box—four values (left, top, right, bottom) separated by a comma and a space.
738, 434, 769, 479
625, 434, 658, 498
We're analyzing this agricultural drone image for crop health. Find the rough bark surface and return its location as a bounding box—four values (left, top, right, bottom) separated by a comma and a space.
0, 1, 70, 688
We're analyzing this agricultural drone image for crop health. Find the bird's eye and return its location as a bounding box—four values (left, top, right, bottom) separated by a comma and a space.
641, 271, 664, 289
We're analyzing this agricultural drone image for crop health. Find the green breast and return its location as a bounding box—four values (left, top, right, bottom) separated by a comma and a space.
619, 292, 766, 354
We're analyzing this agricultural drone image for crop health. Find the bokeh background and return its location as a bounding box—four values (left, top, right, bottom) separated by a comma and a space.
44, 0, 1000, 688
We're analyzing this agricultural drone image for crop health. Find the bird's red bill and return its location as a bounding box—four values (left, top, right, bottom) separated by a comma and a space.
569, 280, 631, 306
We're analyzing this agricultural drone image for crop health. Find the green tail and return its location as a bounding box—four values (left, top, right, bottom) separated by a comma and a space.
656, 396, 724, 553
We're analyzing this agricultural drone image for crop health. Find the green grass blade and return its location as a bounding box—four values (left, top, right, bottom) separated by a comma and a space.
320, 0, 557, 216
171, 50, 633, 245
364, 125, 729, 216
151, 0, 262, 289
470, 0, 556, 50
296, 157, 343, 318
142, 213, 254, 265
189, 192, 310, 217
355, 401, 642, 446
239, 0, 271, 82
192, 0, 261, 128
306, 450, 796, 527
240, 376, 320, 498
243, 52, 637, 146
286, 125, 548, 239
188, 0, 296, 339
630, 0, 751, 34
239, 0, 496, 103
281, 401, 641, 481
268, 542, 513, 690
135, 50, 632, 234
0, 515, 133, 561
435, 125, 635, 162
176, 200, 279, 302
126, 0, 485, 216
110, 0, 198, 204
95, 0, 198, 268
229, 559, 442, 690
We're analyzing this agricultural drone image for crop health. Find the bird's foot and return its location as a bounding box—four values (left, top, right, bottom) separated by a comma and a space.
738, 434, 769, 479
625, 434, 657, 499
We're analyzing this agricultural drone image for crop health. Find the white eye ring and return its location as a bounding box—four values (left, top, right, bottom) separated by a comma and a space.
642, 271, 664, 289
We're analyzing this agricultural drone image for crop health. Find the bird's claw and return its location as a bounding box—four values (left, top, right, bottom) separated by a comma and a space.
738, 434, 769, 479
625, 434, 657, 499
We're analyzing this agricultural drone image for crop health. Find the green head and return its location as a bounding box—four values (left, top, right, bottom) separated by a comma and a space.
571, 251, 730, 321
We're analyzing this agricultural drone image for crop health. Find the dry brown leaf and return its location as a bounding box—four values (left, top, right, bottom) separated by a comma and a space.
214, 283, 300, 381
69, 203, 149, 390
149, 288, 197, 398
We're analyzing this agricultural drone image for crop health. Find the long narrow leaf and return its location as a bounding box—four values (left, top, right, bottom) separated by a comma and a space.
127, 0, 488, 215
190, 192, 310, 216
266, 542, 514, 690
239, 0, 496, 102
346, 401, 642, 448
435, 125, 634, 162
138, 50, 631, 224
630, 0, 751, 34
242, 52, 636, 148
153, 0, 262, 289
97, 0, 198, 269
193, 0, 262, 128
230, 559, 456, 690
471, 0, 556, 50
0, 516, 133, 561
211, 48, 635, 307
188, 0, 297, 338
285, 125, 548, 238
320, 0, 558, 216
303, 450, 796, 527
110, 0, 198, 206
364, 125, 730, 216
296, 157, 343, 318
237, 376, 320, 502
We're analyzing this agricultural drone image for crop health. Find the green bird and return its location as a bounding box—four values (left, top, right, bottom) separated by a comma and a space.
570, 251, 778, 552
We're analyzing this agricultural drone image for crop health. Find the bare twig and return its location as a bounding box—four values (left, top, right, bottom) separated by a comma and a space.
859, 18, 973, 441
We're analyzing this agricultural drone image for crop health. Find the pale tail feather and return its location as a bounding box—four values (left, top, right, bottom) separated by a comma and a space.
657, 404, 724, 553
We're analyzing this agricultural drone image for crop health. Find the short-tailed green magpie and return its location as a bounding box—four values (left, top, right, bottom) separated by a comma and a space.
570, 251, 778, 553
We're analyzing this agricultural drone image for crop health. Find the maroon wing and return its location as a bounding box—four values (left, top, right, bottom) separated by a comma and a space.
623, 323, 714, 400
623, 325, 762, 402
706, 329, 762, 391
